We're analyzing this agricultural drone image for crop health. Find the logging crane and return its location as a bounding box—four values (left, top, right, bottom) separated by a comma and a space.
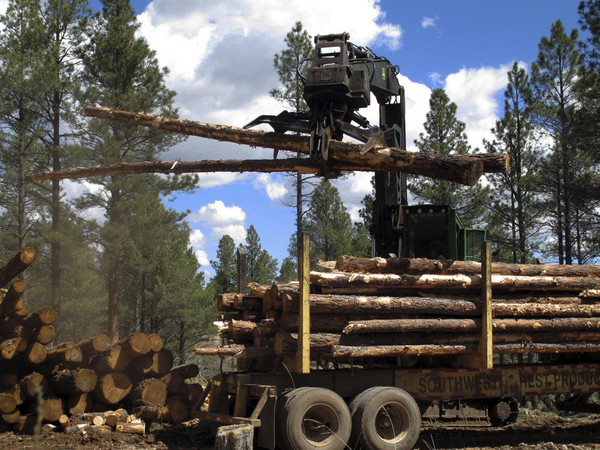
245, 32, 486, 261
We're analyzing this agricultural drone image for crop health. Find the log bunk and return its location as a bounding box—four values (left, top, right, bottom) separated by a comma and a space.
0, 248, 203, 434
196, 254, 600, 369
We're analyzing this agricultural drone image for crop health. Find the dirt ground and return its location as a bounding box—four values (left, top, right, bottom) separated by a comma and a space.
1, 411, 600, 450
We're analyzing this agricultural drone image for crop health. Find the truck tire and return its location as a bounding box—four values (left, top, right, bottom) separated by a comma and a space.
349, 386, 421, 450
276, 387, 351, 450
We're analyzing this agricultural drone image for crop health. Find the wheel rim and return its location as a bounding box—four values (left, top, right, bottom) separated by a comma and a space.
302, 402, 341, 447
374, 401, 410, 444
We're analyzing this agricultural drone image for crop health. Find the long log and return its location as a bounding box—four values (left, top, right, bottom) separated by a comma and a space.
25, 307, 56, 328
194, 346, 245, 357
337, 256, 600, 277
344, 317, 600, 334
20, 372, 49, 401
282, 293, 481, 316
25, 107, 511, 187
228, 320, 257, 341
149, 348, 174, 376
0, 248, 36, 288
279, 312, 349, 332
65, 393, 93, 415
129, 378, 167, 407
311, 271, 600, 292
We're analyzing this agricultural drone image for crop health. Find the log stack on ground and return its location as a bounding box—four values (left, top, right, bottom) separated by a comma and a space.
197, 256, 600, 366
0, 248, 203, 433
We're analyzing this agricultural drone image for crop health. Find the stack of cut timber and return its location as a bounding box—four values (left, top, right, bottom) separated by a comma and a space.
0, 248, 202, 434
197, 257, 600, 366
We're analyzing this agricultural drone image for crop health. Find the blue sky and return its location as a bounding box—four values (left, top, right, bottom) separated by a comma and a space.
76, 0, 581, 277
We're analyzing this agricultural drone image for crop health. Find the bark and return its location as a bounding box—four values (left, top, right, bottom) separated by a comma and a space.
51, 369, 97, 396
252, 320, 280, 338
228, 320, 257, 341
279, 312, 349, 332
217, 294, 236, 312
0, 408, 20, 424
0, 248, 36, 288
242, 310, 264, 321
311, 271, 600, 292
194, 346, 245, 357
92, 373, 132, 405
46, 346, 82, 364
330, 344, 475, 359
337, 255, 600, 277
78, 334, 111, 356
25, 107, 511, 187
0, 374, 18, 388
116, 422, 145, 434
282, 292, 480, 316
234, 295, 263, 311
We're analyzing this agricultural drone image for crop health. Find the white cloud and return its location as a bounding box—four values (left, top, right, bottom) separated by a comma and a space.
421, 17, 437, 29
189, 200, 246, 227
197, 173, 248, 189
212, 225, 247, 245
252, 173, 288, 200
444, 65, 511, 150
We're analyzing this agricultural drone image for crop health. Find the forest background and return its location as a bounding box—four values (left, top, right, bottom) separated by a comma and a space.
1, 0, 600, 369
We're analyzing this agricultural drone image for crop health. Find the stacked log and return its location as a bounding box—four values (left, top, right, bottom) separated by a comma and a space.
198, 257, 600, 366
0, 248, 203, 434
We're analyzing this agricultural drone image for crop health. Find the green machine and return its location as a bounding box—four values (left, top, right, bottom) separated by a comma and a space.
401, 204, 486, 261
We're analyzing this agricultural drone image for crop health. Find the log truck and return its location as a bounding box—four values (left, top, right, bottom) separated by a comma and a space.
187, 33, 600, 450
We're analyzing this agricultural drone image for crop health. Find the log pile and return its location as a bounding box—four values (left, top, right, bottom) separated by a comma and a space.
0, 248, 203, 434
197, 256, 600, 367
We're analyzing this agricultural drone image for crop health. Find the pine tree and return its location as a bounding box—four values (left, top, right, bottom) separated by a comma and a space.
270, 21, 317, 266
410, 88, 488, 226
37, 0, 90, 335
76, 0, 195, 340
303, 179, 355, 266
277, 257, 297, 283
531, 20, 585, 264
0, 0, 48, 282
484, 63, 544, 263
210, 235, 237, 295
243, 225, 278, 286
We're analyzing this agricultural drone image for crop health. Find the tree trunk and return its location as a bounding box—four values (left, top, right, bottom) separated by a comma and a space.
26, 107, 511, 187
311, 271, 600, 292
25, 307, 56, 328
65, 393, 93, 415
282, 293, 480, 316
0, 248, 36, 289
336, 255, 600, 277
32, 325, 55, 345
279, 312, 349, 332
171, 363, 199, 379
19, 372, 49, 401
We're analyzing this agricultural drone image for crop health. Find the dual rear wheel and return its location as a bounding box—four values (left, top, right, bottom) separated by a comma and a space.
276, 386, 421, 450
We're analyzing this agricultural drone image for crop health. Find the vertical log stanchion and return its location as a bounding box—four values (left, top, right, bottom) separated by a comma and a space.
237, 247, 247, 295
297, 233, 311, 374
480, 240, 493, 369
459, 240, 493, 369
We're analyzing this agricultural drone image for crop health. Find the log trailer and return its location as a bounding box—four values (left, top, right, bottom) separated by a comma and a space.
192, 33, 600, 450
